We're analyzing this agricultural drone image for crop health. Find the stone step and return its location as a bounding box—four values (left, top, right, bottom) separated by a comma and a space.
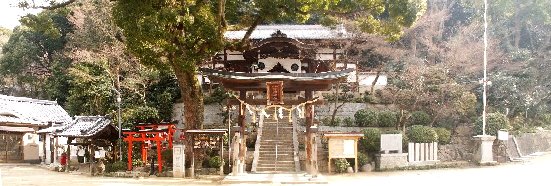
256, 165, 295, 169
258, 154, 294, 157
256, 164, 295, 168
255, 168, 295, 172
260, 142, 293, 145
260, 140, 293, 143
261, 141, 293, 143
260, 135, 293, 138
258, 160, 295, 164
259, 149, 293, 153
259, 147, 293, 150
259, 146, 293, 149
258, 159, 294, 162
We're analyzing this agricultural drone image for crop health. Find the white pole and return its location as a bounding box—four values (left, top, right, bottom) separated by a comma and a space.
482, 0, 488, 136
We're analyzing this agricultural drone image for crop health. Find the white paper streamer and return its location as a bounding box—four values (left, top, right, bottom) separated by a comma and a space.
278, 107, 284, 119
261, 109, 270, 118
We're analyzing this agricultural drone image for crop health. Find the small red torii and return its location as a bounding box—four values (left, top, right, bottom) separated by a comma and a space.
122, 123, 176, 172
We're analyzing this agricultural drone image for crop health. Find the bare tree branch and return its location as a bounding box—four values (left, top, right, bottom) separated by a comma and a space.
29, 0, 77, 10
239, 16, 263, 48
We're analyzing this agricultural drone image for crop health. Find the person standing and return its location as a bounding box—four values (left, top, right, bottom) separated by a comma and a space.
60, 152, 67, 172
77, 146, 85, 163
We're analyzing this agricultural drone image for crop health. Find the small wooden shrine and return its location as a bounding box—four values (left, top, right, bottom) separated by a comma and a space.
184, 129, 227, 177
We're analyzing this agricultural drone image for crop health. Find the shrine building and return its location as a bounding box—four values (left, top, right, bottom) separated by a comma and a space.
200, 25, 358, 175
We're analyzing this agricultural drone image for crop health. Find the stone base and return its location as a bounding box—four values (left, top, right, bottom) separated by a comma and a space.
375, 153, 408, 170
473, 135, 496, 165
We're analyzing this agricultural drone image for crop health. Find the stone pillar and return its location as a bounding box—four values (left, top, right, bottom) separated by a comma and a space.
232, 131, 242, 175
473, 135, 496, 165
304, 90, 313, 174
238, 90, 247, 173
172, 144, 185, 178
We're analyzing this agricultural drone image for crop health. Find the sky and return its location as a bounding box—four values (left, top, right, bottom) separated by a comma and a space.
0, 0, 42, 29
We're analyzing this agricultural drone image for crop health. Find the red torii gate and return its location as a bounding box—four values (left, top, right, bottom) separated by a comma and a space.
122, 123, 176, 172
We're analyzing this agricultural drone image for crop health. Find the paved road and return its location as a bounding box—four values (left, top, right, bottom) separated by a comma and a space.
1, 153, 550, 186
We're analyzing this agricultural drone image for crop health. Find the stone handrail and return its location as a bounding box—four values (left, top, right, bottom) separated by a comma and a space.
251, 110, 264, 172
292, 110, 300, 172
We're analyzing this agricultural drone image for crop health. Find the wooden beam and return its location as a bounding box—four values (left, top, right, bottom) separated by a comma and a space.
227, 98, 324, 105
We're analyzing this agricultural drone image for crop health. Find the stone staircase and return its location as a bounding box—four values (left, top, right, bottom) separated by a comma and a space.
254, 116, 297, 173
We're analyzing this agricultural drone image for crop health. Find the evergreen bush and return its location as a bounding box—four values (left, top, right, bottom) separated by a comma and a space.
343, 117, 354, 127
334, 158, 350, 173
355, 109, 378, 127
409, 111, 431, 126
434, 127, 451, 144
208, 156, 223, 168
378, 110, 397, 127
474, 113, 510, 136
407, 125, 437, 143
358, 153, 369, 167
105, 161, 127, 173
359, 128, 381, 153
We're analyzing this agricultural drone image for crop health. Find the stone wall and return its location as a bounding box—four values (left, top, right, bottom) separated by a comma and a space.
314, 103, 367, 120
172, 102, 397, 128
513, 130, 551, 156
438, 125, 477, 162
172, 103, 255, 129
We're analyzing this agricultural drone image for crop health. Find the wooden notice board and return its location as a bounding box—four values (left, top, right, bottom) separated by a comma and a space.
266, 81, 284, 105
324, 133, 364, 174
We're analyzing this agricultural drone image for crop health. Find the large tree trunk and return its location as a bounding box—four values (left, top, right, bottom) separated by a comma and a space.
172, 62, 204, 130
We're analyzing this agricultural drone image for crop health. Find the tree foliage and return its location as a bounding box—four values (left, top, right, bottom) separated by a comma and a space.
0, 9, 73, 102
110, 0, 427, 130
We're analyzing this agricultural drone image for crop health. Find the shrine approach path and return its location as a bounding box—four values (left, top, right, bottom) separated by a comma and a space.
1, 153, 550, 186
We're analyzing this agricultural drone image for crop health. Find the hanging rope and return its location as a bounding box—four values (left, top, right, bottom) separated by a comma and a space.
227, 93, 319, 121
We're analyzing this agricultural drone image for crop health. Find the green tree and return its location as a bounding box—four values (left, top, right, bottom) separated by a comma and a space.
110, 0, 427, 131
0, 9, 73, 102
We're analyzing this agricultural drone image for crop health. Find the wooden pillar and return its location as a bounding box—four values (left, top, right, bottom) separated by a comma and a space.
42, 134, 47, 164
127, 141, 133, 171
54, 136, 59, 164
238, 90, 247, 168
305, 90, 314, 174
89, 144, 95, 176
141, 143, 147, 162
156, 140, 162, 173
66, 137, 73, 172
219, 135, 224, 176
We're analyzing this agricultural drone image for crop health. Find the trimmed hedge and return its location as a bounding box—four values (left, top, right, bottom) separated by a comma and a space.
355, 109, 378, 127
378, 110, 397, 127
409, 111, 431, 126
434, 127, 451, 144
407, 125, 437, 143
474, 113, 510, 136
343, 117, 354, 127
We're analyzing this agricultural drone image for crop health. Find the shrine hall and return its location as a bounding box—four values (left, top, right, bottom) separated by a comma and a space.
200, 25, 353, 176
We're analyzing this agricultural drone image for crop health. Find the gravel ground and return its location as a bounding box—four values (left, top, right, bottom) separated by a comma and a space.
1, 153, 550, 186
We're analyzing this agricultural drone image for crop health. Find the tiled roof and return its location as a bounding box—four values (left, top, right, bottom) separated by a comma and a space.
201, 68, 354, 81
56, 116, 114, 138
0, 95, 72, 125
224, 25, 349, 40
0, 126, 35, 132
